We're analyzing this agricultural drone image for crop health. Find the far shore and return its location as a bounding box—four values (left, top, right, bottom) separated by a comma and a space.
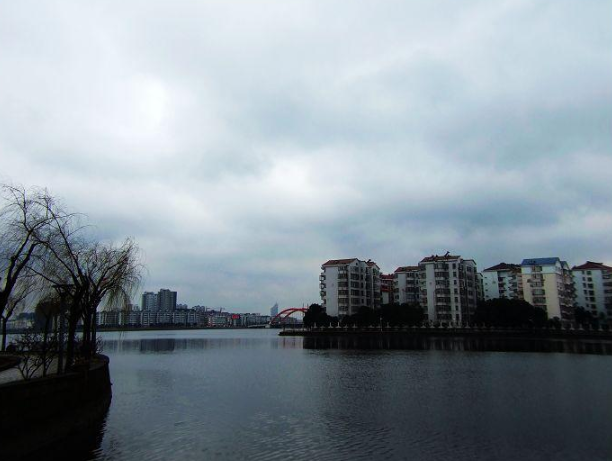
279, 326, 612, 341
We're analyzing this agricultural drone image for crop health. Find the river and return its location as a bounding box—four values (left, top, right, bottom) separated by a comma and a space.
79, 329, 612, 460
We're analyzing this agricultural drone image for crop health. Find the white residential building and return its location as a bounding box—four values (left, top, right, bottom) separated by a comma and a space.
381, 274, 394, 305
572, 261, 612, 320
320, 258, 381, 317
482, 263, 523, 300
418, 254, 479, 324
521, 257, 575, 321
393, 266, 420, 305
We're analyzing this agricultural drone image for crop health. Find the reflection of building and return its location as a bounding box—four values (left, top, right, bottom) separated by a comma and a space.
572, 261, 612, 320
320, 258, 381, 317
393, 266, 420, 305
482, 263, 523, 300
521, 257, 575, 321
418, 254, 479, 324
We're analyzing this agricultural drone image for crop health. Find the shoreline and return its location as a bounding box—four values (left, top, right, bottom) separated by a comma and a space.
278, 327, 612, 341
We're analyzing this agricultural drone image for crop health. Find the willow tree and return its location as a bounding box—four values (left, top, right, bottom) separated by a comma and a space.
0, 185, 63, 349
35, 213, 142, 366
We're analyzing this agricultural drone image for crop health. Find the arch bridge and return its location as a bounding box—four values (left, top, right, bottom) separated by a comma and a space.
270, 307, 307, 326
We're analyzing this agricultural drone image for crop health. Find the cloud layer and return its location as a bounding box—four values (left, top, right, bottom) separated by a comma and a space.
1, 0, 611, 310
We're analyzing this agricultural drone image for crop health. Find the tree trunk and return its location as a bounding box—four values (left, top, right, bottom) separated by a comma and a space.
65, 310, 78, 371
91, 310, 98, 357
1, 317, 7, 351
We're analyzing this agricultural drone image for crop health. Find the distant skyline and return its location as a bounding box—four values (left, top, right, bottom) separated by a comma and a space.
1, 1, 611, 312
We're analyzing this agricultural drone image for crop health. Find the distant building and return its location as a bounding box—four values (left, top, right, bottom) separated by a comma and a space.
141, 292, 159, 311
320, 258, 381, 317
271, 302, 279, 317
572, 261, 612, 320
158, 289, 178, 311
521, 257, 575, 321
482, 263, 523, 300
393, 266, 420, 305
418, 254, 479, 324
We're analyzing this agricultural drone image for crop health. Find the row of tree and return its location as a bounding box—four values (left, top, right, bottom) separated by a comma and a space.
303, 299, 598, 329
0, 184, 142, 373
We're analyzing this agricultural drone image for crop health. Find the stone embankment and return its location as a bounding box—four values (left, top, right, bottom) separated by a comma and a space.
0, 355, 112, 460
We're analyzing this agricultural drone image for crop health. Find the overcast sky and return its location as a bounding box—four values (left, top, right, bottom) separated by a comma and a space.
1, 0, 611, 312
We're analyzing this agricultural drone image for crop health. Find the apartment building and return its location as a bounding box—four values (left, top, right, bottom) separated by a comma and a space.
381, 274, 395, 305
158, 289, 178, 311
572, 261, 612, 320
418, 254, 479, 324
521, 257, 575, 321
393, 266, 420, 305
482, 263, 523, 300
320, 258, 381, 317
141, 291, 159, 311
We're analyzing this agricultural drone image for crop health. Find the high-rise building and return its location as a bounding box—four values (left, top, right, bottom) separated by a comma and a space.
572, 261, 612, 320
418, 254, 479, 324
482, 263, 523, 300
521, 257, 575, 321
141, 291, 159, 312
393, 266, 420, 305
158, 289, 178, 312
271, 302, 279, 317
320, 258, 381, 317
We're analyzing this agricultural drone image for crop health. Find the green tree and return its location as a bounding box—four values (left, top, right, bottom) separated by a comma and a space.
473, 298, 547, 328
303, 304, 337, 327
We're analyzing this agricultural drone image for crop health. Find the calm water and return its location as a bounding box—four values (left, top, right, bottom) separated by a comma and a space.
81, 329, 612, 460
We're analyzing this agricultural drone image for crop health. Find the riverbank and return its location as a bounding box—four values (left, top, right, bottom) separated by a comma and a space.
279, 326, 612, 340
0, 355, 112, 460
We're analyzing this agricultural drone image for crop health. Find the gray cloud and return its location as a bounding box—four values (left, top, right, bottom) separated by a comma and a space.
1, 0, 611, 310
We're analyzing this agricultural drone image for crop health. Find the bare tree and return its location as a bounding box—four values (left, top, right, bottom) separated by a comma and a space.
2, 183, 142, 370
0, 185, 54, 337
33, 215, 142, 367
0, 275, 38, 350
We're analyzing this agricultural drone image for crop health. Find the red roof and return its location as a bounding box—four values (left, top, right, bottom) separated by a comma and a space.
394, 266, 419, 273
572, 261, 612, 271
321, 258, 358, 267
483, 262, 520, 272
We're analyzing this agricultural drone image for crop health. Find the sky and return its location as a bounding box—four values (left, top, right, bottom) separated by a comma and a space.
1, 0, 611, 312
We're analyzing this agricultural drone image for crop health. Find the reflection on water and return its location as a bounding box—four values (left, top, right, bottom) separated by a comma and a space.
21, 400, 109, 461
101, 335, 305, 353
302, 334, 612, 355
77, 330, 612, 461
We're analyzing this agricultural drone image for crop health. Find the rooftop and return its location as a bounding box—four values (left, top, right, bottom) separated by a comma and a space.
483, 262, 520, 272
420, 254, 461, 263
394, 265, 419, 273
521, 257, 561, 266
572, 261, 612, 271
321, 258, 358, 267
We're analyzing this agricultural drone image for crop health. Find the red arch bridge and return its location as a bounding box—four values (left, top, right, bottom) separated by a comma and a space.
270, 307, 307, 326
